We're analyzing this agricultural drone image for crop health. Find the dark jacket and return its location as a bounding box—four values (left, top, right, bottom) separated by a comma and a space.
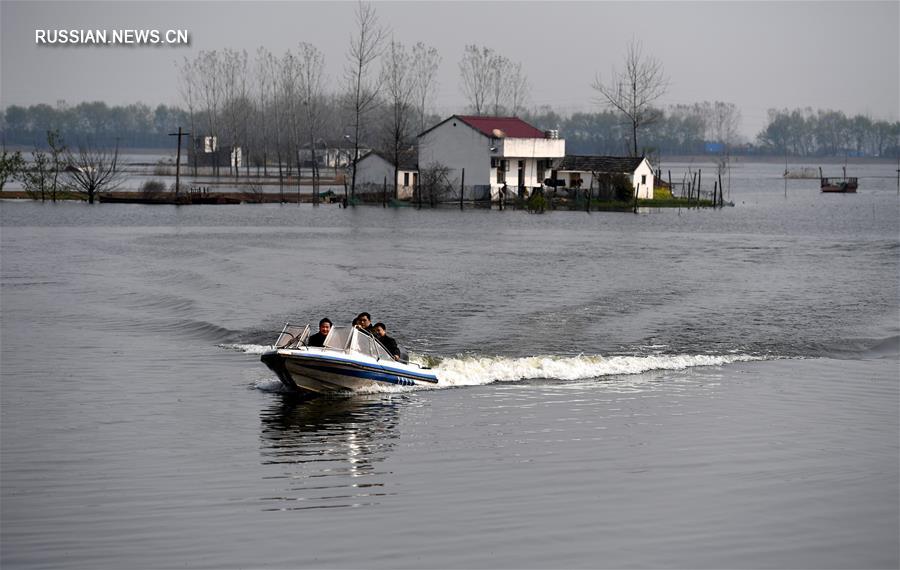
377, 334, 401, 359
308, 332, 327, 347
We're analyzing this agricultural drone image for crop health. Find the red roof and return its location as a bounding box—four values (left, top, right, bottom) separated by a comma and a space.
456, 115, 546, 139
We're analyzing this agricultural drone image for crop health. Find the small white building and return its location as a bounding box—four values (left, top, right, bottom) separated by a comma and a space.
354, 150, 418, 199
553, 155, 655, 199
417, 115, 565, 200
298, 139, 369, 171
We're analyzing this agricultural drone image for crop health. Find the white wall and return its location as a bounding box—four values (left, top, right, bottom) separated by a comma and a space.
632, 158, 655, 199
418, 119, 492, 187
558, 158, 656, 199
355, 154, 416, 199
491, 157, 549, 192
355, 154, 393, 187
501, 138, 564, 159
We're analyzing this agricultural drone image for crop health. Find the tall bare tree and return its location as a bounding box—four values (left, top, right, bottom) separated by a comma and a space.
459, 45, 493, 115
488, 53, 511, 116
707, 101, 741, 148
592, 39, 669, 156
254, 47, 277, 177
461, 45, 529, 117
220, 48, 249, 178
297, 42, 327, 205
277, 50, 304, 200
196, 50, 223, 175
411, 42, 441, 133
381, 39, 416, 200
176, 56, 200, 175
345, 0, 387, 204
508, 61, 530, 116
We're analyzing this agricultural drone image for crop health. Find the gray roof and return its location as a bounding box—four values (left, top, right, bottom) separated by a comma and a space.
555, 155, 645, 173
359, 148, 418, 170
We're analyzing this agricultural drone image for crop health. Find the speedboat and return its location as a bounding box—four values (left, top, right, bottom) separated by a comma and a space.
260, 323, 439, 394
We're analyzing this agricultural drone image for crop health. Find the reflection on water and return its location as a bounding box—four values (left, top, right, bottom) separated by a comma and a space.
257, 395, 403, 511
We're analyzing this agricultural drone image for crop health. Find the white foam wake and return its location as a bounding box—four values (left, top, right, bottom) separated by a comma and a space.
225, 343, 764, 391
432, 353, 762, 387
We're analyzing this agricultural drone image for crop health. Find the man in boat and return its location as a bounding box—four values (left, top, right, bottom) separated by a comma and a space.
307, 318, 332, 347
372, 322, 402, 361
353, 312, 375, 333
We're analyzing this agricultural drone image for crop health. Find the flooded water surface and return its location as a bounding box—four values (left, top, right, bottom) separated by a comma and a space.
2, 160, 898, 568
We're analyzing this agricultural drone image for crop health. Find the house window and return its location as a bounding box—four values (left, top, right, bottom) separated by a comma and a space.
641, 174, 647, 185
491, 157, 500, 168
496, 160, 506, 184
403, 172, 410, 186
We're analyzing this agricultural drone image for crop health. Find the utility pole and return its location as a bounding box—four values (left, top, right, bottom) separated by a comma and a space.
169, 127, 191, 197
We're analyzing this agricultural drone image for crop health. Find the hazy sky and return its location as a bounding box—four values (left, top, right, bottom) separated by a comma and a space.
2, 0, 898, 138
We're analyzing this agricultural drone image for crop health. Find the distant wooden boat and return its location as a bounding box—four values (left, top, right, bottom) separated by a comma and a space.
820, 177, 858, 193
819, 166, 858, 193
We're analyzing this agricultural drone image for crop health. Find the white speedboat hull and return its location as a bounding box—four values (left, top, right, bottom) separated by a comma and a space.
261, 347, 438, 394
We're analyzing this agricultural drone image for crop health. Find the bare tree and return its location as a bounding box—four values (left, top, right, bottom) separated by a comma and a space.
64, 144, 124, 203
0, 148, 24, 192
706, 101, 741, 148
193, 50, 224, 176
21, 148, 51, 201
279, 49, 302, 195
461, 45, 529, 117
21, 130, 66, 201
411, 42, 441, 133
345, 0, 387, 204
380, 39, 416, 200
418, 161, 453, 207
459, 45, 493, 115
508, 61, 530, 116
254, 47, 277, 177
220, 48, 249, 178
592, 39, 669, 156
47, 130, 66, 201
489, 54, 513, 116
176, 56, 199, 175
297, 42, 327, 205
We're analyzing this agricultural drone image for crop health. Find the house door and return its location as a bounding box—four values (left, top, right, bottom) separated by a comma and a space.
517, 160, 525, 189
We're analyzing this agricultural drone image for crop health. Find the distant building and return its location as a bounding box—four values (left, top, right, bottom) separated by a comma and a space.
354, 149, 418, 199
552, 155, 655, 199
417, 115, 565, 200
298, 138, 370, 171
187, 135, 242, 168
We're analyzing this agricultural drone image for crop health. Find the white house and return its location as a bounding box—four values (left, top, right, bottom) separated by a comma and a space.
553, 155, 655, 199
417, 115, 565, 200
298, 138, 370, 172
354, 150, 418, 199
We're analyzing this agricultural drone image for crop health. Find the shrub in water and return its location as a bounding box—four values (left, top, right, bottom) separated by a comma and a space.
141, 179, 166, 197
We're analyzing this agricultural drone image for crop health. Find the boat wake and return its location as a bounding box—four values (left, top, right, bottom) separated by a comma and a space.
432, 353, 762, 388
224, 343, 765, 393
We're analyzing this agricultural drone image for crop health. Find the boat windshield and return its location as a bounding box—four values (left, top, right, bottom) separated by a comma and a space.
323, 326, 396, 360
350, 328, 395, 360
275, 324, 309, 348
323, 326, 354, 350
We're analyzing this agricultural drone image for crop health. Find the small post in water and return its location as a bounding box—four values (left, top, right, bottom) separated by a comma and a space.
460, 168, 465, 211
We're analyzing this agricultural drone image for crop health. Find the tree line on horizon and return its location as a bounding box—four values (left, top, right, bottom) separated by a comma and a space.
4, 100, 896, 159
